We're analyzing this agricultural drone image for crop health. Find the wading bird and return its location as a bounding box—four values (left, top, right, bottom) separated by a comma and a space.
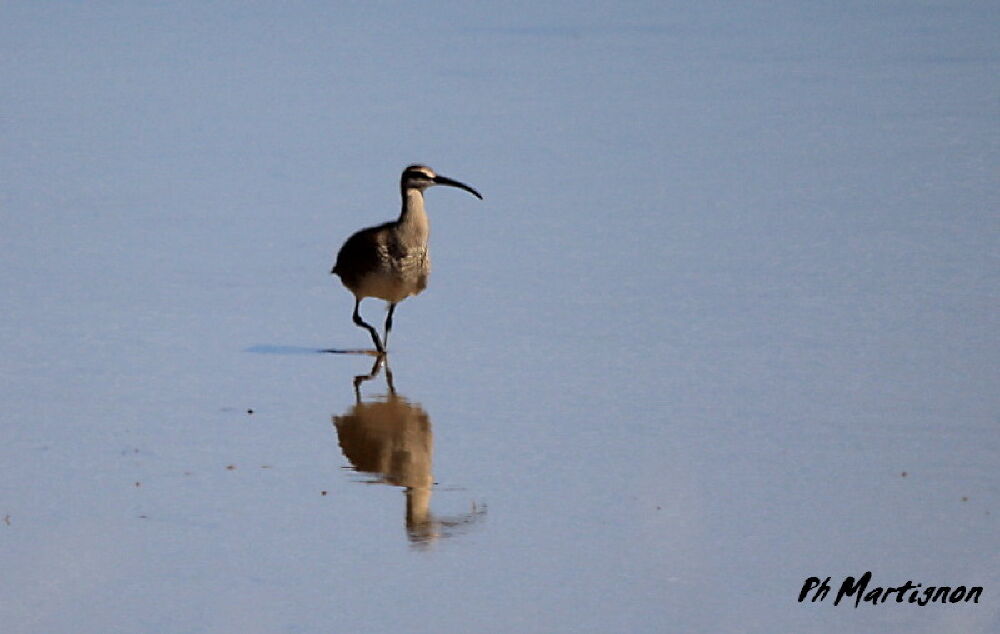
332, 165, 482, 353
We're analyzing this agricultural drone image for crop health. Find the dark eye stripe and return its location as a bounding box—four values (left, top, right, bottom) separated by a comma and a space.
403, 171, 431, 180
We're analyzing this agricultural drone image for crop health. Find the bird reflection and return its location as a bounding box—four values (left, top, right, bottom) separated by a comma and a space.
332, 356, 486, 547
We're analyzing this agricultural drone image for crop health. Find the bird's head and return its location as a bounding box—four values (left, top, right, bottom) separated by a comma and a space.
401, 164, 483, 200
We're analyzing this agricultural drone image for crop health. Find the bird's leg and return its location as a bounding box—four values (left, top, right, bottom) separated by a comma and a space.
353, 354, 386, 399
384, 362, 396, 396
352, 298, 384, 353
383, 302, 397, 350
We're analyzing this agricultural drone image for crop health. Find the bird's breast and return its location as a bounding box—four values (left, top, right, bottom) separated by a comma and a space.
378, 244, 430, 275
353, 245, 430, 302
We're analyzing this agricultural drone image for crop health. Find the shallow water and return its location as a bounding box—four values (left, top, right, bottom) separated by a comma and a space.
1, 2, 998, 632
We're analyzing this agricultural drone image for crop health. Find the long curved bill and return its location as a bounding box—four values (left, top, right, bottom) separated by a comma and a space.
433, 174, 483, 200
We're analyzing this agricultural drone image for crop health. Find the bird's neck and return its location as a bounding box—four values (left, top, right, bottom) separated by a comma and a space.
398, 189, 429, 245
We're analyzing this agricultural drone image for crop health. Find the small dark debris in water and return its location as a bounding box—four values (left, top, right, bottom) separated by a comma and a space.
901, 471, 907, 477
961, 496, 968, 502
183, 471, 193, 476
135, 482, 141, 488
3, 515, 10, 526
261, 465, 272, 469
656, 506, 662, 510
247, 409, 254, 415
138, 515, 148, 519
321, 491, 328, 496
226, 464, 236, 471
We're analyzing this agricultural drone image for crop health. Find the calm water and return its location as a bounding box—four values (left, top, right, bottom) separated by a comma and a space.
2, 2, 997, 632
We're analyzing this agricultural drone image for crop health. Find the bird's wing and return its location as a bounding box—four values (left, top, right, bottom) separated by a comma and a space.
332, 223, 390, 283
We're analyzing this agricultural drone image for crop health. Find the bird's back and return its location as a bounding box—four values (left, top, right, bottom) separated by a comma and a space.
333, 222, 430, 302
